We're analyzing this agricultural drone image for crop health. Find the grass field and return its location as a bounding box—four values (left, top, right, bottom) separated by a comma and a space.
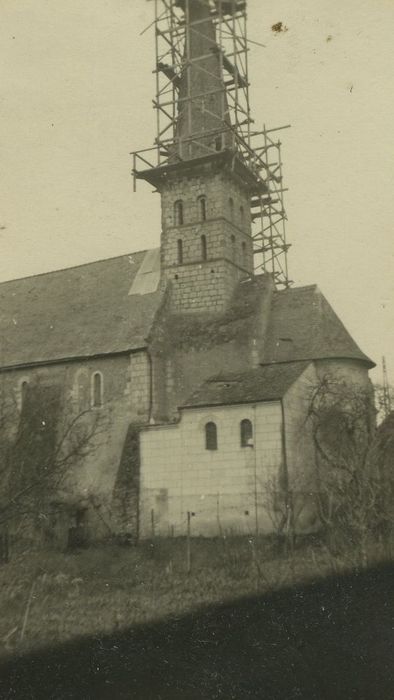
0, 536, 390, 660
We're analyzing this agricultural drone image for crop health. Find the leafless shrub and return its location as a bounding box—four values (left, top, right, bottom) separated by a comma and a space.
0, 378, 105, 543
307, 374, 393, 568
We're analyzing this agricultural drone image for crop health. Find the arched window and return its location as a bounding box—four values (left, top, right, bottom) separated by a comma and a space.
174, 200, 184, 226
229, 197, 234, 222
205, 422, 217, 450
177, 238, 183, 264
242, 241, 247, 267
201, 234, 207, 261
92, 372, 103, 408
240, 419, 253, 447
198, 195, 207, 222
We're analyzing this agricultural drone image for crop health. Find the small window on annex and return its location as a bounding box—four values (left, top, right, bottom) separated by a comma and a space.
240, 419, 253, 447
205, 422, 218, 451
198, 195, 207, 222
174, 200, 184, 226
92, 372, 103, 408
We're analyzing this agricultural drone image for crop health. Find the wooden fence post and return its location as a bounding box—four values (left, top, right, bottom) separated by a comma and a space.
151, 508, 155, 539
186, 511, 191, 574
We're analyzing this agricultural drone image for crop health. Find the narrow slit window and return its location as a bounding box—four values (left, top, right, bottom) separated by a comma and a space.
231, 234, 236, 261
205, 422, 217, 450
240, 205, 244, 223
240, 419, 253, 447
174, 200, 184, 226
177, 238, 183, 264
92, 372, 103, 408
198, 196, 207, 222
201, 234, 207, 261
229, 197, 234, 222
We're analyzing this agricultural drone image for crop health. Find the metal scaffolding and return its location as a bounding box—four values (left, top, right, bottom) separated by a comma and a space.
132, 0, 292, 288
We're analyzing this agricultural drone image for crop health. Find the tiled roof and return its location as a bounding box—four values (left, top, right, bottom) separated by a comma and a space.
261, 285, 374, 368
182, 361, 310, 408
0, 250, 163, 369
0, 252, 373, 372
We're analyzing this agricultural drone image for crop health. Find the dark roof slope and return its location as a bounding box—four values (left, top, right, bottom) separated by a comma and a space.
262, 285, 374, 368
182, 361, 309, 408
0, 251, 163, 369
0, 252, 373, 372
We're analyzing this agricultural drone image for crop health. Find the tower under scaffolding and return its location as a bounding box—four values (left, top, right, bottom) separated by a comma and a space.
131, 0, 292, 288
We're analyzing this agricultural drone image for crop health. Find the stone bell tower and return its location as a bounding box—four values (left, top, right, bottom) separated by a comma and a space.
132, 0, 291, 309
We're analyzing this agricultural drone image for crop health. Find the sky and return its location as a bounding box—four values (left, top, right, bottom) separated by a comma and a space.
0, 0, 393, 383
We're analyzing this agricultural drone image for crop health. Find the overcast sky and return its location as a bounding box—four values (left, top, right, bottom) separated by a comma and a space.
1, 0, 393, 383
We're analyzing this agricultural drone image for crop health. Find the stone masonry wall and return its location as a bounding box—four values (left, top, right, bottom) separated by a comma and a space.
167, 259, 247, 313
0, 351, 151, 544
160, 167, 253, 313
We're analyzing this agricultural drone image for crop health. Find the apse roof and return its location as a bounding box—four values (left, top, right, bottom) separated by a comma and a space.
261, 284, 374, 368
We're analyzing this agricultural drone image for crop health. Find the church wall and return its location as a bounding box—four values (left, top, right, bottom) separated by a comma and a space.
150, 332, 255, 422
315, 358, 372, 389
169, 341, 253, 417
139, 401, 284, 538
0, 350, 151, 543
149, 279, 271, 420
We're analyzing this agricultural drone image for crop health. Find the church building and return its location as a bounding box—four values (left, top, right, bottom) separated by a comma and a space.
0, 0, 374, 544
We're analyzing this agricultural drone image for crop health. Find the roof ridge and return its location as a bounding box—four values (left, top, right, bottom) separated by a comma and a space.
275, 283, 318, 294
0, 248, 158, 286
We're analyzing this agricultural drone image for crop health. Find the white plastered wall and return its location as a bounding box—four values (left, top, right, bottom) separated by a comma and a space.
139, 401, 283, 537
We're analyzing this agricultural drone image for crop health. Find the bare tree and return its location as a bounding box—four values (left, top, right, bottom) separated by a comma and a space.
306, 374, 391, 568
0, 379, 104, 541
